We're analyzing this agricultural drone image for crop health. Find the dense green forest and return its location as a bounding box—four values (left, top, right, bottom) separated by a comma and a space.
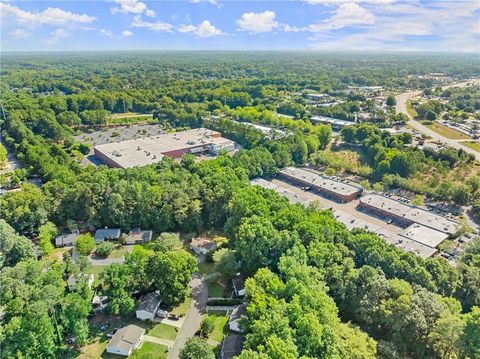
1, 52, 479, 358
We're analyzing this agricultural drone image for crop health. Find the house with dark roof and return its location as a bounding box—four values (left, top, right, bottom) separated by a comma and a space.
232, 274, 246, 297
94, 228, 121, 244
55, 231, 80, 247
221, 334, 244, 359
106, 324, 145, 356
125, 228, 153, 245
136, 292, 161, 321
228, 304, 246, 333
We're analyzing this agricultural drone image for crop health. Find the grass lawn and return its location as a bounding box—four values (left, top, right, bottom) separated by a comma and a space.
206, 276, 225, 297
463, 141, 480, 152
170, 297, 192, 316
47, 247, 70, 262
131, 342, 168, 359
198, 261, 216, 275
206, 311, 229, 342
108, 246, 129, 258
86, 265, 106, 287
77, 340, 108, 359
426, 122, 471, 140
147, 323, 178, 341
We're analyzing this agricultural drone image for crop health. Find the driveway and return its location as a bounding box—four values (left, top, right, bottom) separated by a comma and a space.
167, 274, 208, 359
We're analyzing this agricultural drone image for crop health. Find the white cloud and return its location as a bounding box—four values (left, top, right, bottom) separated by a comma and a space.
0, 3, 96, 26
304, 0, 395, 4
131, 16, 173, 31
190, 0, 218, 4
122, 30, 133, 37
306, 3, 375, 31
179, 20, 224, 37
237, 11, 278, 33
111, 0, 155, 17
46, 29, 70, 44
100, 29, 113, 37
10, 29, 31, 38
308, 1, 480, 52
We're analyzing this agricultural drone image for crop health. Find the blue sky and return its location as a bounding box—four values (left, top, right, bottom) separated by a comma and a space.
1, 0, 479, 52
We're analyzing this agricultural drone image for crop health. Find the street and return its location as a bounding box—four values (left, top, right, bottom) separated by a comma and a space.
167, 274, 208, 359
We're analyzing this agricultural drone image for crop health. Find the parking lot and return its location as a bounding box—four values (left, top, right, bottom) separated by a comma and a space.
270, 178, 405, 236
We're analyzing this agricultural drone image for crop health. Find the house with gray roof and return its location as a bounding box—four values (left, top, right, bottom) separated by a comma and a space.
94, 228, 121, 244
55, 232, 79, 247
106, 324, 144, 356
126, 228, 153, 245
136, 292, 161, 321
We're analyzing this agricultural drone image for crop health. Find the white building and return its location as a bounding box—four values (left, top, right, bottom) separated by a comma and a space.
106, 325, 145, 356
136, 292, 161, 321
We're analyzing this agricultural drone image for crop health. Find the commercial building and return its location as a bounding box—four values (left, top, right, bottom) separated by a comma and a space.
279, 167, 363, 203
94, 128, 235, 169
106, 325, 145, 356
251, 178, 311, 205
310, 115, 355, 130
358, 194, 459, 235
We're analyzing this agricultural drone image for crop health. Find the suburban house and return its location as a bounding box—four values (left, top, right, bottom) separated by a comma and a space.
125, 228, 153, 245
106, 324, 145, 356
221, 334, 244, 359
136, 292, 161, 321
55, 231, 79, 247
190, 236, 217, 255
228, 304, 246, 333
94, 228, 121, 244
67, 273, 94, 291
232, 274, 246, 297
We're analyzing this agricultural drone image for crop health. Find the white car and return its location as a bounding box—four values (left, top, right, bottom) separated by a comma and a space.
156, 310, 168, 318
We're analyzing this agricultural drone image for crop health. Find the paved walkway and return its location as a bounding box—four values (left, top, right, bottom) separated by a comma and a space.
206, 305, 238, 311
144, 335, 175, 347
167, 274, 208, 359
154, 317, 184, 329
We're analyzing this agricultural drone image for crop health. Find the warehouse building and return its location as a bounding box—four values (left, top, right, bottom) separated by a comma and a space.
279, 167, 363, 202
358, 194, 459, 235
93, 128, 235, 169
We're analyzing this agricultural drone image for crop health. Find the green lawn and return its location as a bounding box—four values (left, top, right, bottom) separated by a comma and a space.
108, 246, 129, 258
206, 277, 225, 297
147, 323, 178, 341
463, 141, 480, 153
131, 342, 168, 359
86, 265, 106, 287
170, 297, 191, 316
426, 122, 471, 140
206, 311, 229, 342
198, 261, 216, 275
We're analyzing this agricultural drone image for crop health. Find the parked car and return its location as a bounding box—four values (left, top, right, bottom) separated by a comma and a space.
168, 314, 180, 320
157, 310, 168, 318
100, 322, 110, 331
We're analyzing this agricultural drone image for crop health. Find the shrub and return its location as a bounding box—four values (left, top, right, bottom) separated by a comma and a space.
75, 234, 95, 256
96, 241, 115, 258
199, 317, 214, 337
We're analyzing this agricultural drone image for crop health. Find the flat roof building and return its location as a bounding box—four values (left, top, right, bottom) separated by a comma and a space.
94, 128, 234, 169
359, 194, 459, 235
251, 178, 311, 205
310, 115, 355, 130
279, 167, 363, 202
398, 224, 448, 249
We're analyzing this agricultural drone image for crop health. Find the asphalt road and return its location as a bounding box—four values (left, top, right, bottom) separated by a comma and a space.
395, 83, 480, 161
168, 274, 208, 359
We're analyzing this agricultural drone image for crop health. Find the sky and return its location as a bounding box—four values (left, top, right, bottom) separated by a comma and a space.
0, 0, 479, 52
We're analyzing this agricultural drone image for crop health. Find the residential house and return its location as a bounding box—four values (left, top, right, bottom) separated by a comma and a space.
221, 334, 244, 359
67, 273, 94, 291
232, 274, 246, 297
190, 236, 217, 255
136, 292, 161, 321
228, 304, 246, 333
94, 228, 121, 244
55, 231, 80, 247
106, 325, 145, 356
125, 228, 153, 245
